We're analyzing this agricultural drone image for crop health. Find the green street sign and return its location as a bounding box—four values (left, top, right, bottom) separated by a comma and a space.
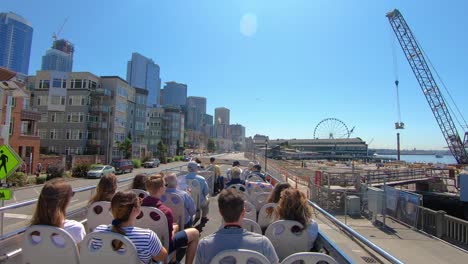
0, 144, 21, 180
0, 189, 12, 200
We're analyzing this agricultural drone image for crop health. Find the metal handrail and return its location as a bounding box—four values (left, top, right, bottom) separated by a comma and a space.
267, 173, 405, 264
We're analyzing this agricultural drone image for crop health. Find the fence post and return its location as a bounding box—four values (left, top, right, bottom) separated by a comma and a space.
435, 210, 446, 238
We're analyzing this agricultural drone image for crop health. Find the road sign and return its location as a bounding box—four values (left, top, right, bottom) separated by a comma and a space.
0, 144, 21, 180
0, 189, 11, 200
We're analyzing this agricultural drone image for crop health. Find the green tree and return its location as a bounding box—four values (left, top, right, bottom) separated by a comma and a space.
207, 138, 216, 153
117, 137, 132, 159
157, 141, 167, 162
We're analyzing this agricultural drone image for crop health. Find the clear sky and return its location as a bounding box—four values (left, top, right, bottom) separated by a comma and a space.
3, 0, 468, 150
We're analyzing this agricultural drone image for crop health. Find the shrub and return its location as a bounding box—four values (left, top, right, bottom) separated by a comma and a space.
132, 159, 141, 168
141, 155, 152, 163
72, 164, 91, 178
6, 172, 27, 187
160, 156, 167, 164
36, 175, 47, 184
46, 165, 64, 181
167, 157, 173, 163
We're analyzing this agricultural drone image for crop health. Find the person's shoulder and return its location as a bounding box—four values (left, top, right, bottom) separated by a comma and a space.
94, 224, 111, 232
64, 219, 85, 230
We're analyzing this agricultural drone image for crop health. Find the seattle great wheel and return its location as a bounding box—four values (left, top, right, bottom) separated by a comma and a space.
313, 118, 353, 139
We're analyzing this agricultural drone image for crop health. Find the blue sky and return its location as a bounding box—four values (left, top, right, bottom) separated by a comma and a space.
4, 0, 468, 150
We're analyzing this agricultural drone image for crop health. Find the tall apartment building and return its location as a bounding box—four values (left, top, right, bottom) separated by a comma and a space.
28, 71, 104, 156
162, 106, 185, 156
145, 106, 163, 156
161, 81, 187, 107
203, 113, 214, 138
132, 87, 148, 158
0, 12, 33, 76
126, 52, 161, 107
214, 107, 230, 139
186, 96, 206, 131
230, 124, 246, 151
41, 39, 74, 72
0, 68, 40, 173
101, 76, 134, 162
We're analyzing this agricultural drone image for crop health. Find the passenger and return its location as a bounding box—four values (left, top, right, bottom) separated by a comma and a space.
164, 172, 197, 227
225, 167, 244, 187
195, 158, 204, 169
266, 183, 291, 217
142, 175, 200, 264
208, 157, 223, 194
241, 162, 255, 181
178, 162, 210, 223
93, 191, 167, 264
247, 164, 266, 182
131, 173, 147, 190
88, 174, 117, 205
226, 160, 243, 182
195, 189, 279, 264
275, 188, 318, 250
31, 178, 86, 243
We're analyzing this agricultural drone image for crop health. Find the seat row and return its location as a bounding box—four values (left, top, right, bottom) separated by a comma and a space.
211, 249, 337, 264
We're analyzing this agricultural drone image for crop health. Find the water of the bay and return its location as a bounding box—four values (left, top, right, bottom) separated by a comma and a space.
376, 154, 457, 164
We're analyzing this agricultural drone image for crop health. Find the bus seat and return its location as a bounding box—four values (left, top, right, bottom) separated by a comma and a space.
265, 220, 309, 261
86, 201, 112, 233
281, 252, 338, 264
209, 249, 270, 264
242, 218, 262, 234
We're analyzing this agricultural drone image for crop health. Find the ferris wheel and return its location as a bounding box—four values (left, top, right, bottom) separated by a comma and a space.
313, 118, 353, 139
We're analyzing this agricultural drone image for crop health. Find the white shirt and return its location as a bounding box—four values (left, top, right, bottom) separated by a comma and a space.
31, 219, 86, 245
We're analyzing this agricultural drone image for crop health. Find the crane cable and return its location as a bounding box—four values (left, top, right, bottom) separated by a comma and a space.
415, 37, 468, 132
392, 35, 403, 124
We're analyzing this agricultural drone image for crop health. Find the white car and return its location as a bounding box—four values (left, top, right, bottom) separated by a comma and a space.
87, 165, 115, 179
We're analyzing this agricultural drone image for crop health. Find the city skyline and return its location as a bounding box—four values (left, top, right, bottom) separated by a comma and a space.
3, 1, 468, 150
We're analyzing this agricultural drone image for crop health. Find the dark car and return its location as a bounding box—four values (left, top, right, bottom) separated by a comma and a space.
143, 158, 160, 168
111, 159, 133, 174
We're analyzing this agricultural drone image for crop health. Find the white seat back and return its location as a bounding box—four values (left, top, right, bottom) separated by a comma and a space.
22, 225, 80, 264
281, 252, 338, 264
161, 192, 185, 230
265, 220, 309, 261
242, 218, 262, 234
209, 249, 270, 264
131, 189, 149, 199
252, 192, 270, 211
229, 184, 247, 192
258, 203, 277, 230
80, 231, 142, 264
244, 200, 257, 222
86, 201, 113, 232
135, 206, 170, 250
246, 181, 273, 196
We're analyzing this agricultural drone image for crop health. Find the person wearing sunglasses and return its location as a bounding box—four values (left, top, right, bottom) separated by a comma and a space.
30, 178, 86, 243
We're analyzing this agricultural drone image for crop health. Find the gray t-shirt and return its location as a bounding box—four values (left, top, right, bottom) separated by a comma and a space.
195, 227, 279, 264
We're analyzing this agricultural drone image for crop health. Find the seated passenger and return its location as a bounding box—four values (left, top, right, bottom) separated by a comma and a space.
226, 160, 243, 182
195, 189, 279, 264
225, 167, 244, 187
247, 164, 266, 182
275, 188, 318, 250
164, 172, 196, 227
131, 173, 147, 190
266, 183, 291, 217
31, 178, 86, 243
142, 175, 200, 264
241, 162, 255, 181
178, 162, 210, 223
88, 173, 117, 205
93, 191, 167, 264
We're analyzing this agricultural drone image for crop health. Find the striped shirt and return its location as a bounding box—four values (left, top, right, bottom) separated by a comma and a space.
93, 225, 163, 264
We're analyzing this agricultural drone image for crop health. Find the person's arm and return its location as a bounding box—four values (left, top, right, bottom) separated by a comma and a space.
148, 230, 168, 263
152, 247, 168, 263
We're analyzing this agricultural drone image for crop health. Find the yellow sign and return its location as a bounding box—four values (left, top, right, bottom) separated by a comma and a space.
0, 189, 11, 200
0, 144, 21, 180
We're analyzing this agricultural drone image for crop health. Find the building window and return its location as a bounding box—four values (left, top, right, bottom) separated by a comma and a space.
40, 113, 48, 122
50, 129, 57, 139
9, 118, 13, 135
39, 80, 50, 89
39, 129, 47, 139
70, 79, 83, 89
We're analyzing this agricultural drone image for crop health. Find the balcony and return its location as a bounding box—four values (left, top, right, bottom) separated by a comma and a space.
88, 121, 108, 129
91, 88, 112, 96
21, 109, 41, 121
20, 131, 39, 138
87, 139, 102, 146
90, 105, 111, 112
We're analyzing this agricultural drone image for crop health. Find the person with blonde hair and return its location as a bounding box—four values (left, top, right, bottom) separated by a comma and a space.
88, 174, 117, 205
142, 175, 200, 264
31, 178, 86, 243
225, 167, 244, 187
275, 188, 318, 250
93, 191, 167, 263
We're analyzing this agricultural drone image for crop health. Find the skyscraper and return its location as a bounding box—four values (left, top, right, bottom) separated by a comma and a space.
215, 107, 230, 139
41, 39, 74, 72
126, 52, 161, 106
161, 81, 187, 107
0, 12, 33, 76
186, 96, 207, 131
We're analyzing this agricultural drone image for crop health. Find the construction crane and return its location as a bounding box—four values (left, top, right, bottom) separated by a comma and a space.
387, 9, 468, 164
52, 17, 68, 41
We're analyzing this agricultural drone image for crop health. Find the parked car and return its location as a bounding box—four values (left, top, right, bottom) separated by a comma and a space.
144, 158, 160, 168
111, 159, 134, 174
87, 165, 115, 179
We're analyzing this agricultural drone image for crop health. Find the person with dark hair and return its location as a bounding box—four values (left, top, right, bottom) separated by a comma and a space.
88, 174, 117, 205
195, 189, 279, 264
275, 188, 318, 250
93, 191, 167, 264
31, 178, 86, 243
247, 164, 266, 182
195, 158, 204, 169
143, 175, 200, 264
266, 182, 291, 217
208, 157, 223, 194
131, 173, 147, 190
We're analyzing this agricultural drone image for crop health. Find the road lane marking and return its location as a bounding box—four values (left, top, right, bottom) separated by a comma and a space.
5, 213, 31, 220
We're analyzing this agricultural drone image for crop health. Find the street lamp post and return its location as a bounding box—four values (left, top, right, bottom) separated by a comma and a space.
264, 139, 268, 173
